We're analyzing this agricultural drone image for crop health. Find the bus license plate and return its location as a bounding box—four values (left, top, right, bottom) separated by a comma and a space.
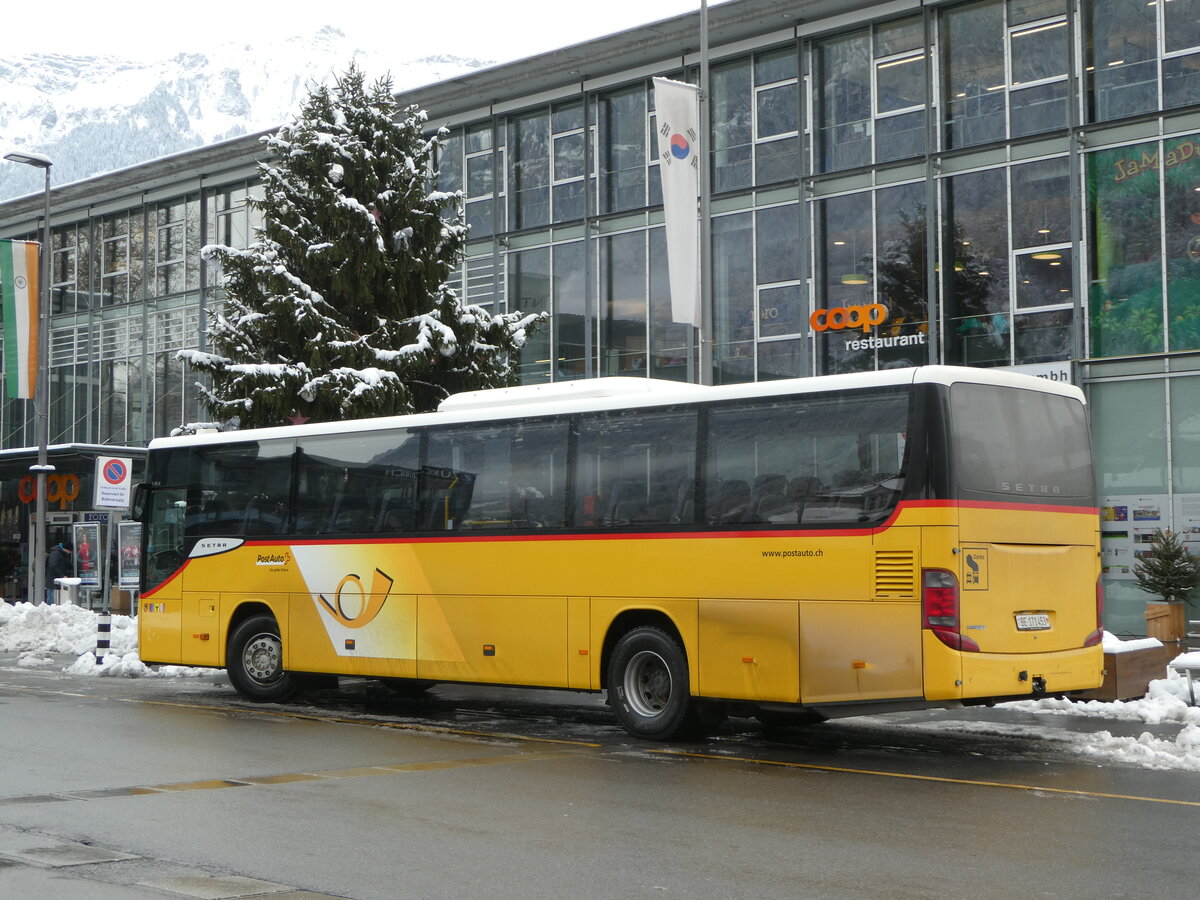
1015, 613, 1051, 631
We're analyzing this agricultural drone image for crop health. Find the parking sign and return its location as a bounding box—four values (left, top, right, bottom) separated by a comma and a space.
94, 456, 134, 509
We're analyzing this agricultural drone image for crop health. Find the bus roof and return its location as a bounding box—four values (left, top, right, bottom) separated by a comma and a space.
146, 365, 1082, 450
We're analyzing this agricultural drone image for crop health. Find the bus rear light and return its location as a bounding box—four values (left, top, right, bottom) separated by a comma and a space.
1083, 577, 1105, 647
922, 568, 979, 652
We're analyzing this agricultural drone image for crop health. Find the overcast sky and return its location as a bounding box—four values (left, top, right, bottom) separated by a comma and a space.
0, 0, 722, 63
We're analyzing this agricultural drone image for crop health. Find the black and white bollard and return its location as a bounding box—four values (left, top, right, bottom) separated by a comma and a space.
95, 613, 111, 665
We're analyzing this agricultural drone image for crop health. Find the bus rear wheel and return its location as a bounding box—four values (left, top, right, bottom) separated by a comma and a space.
608, 626, 699, 740
227, 614, 296, 702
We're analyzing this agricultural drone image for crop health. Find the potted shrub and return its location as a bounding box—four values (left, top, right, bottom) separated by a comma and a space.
1133, 528, 1198, 647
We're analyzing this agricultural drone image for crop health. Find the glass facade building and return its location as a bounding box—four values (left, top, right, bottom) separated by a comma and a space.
3, 0, 1200, 632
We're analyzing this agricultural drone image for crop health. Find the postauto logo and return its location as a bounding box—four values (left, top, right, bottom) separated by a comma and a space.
810, 303, 888, 333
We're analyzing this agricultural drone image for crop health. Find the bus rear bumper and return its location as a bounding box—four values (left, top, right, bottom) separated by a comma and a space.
959, 645, 1104, 699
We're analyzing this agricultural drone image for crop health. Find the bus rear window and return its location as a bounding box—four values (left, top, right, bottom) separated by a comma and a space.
950, 383, 1094, 501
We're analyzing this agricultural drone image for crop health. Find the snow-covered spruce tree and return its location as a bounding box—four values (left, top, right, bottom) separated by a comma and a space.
181, 63, 543, 427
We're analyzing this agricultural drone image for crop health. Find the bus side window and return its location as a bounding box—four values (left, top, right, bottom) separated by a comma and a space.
708, 400, 809, 525
295, 430, 420, 535
189, 441, 293, 537
572, 408, 697, 528
422, 420, 568, 531
707, 391, 908, 527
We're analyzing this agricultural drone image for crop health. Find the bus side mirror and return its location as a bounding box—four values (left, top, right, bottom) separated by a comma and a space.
131, 483, 148, 522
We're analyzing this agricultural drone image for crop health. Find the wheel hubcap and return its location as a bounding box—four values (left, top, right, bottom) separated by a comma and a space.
243, 633, 282, 684
624, 649, 671, 718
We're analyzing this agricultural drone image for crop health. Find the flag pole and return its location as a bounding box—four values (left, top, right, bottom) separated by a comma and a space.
3, 151, 54, 606
698, 0, 713, 386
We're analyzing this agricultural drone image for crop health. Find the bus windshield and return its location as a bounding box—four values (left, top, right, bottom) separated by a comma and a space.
949, 382, 1094, 503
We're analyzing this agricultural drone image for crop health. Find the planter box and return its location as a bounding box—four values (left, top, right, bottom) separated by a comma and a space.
1075, 645, 1170, 702
1145, 601, 1187, 643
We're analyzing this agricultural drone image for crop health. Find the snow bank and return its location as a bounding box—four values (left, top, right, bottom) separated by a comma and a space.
0, 601, 220, 679
1102, 630, 1163, 653
1071, 724, 1200, 772
0, 600, 136, 656
61, 650, 222, 679
1005, 675, 1200, 727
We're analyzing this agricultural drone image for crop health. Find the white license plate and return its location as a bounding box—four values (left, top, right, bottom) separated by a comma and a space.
1015, 613, 1051, 631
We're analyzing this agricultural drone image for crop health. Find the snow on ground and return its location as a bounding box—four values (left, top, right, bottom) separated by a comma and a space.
0, 600, 219, 678
3, 604, 1200, 771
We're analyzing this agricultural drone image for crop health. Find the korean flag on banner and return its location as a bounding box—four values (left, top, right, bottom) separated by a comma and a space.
653, 77, 701, 328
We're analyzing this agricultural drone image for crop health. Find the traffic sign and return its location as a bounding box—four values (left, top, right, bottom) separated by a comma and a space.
93, 456, 134, 509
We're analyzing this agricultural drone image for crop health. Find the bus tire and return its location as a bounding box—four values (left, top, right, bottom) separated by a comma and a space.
227, 614, 296, 702
608, 626, 699, 740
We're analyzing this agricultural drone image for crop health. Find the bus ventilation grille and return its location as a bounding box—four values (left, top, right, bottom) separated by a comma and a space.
874, 550, 917, 599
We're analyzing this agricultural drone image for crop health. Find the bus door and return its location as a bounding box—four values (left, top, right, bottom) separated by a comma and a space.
140, 486, 188, 662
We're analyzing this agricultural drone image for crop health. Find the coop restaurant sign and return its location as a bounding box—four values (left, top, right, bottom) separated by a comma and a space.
809, 302, 927, 351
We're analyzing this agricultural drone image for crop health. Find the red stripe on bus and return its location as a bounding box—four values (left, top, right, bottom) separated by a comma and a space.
140, 498, 1098, 596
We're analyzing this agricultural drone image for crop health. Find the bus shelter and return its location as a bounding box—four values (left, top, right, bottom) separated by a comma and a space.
0, 444, 145, 608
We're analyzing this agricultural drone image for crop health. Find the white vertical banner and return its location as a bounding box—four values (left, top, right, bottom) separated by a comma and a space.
653, 77, 701, 328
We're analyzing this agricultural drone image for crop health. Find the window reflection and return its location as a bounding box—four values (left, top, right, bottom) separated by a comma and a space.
712, 60, 754, 191
874, 182, 930, 368
510, 248, 552, 382
509, 111, 550, 230
818, 31, 872, 172
754, 48, 800, 184
1086, 0, 1158, 122
713, 212, 755, 376
944, 1, 1006, 148
816, 193, 875, 374
649, 228, 690, 382
1087, 140, 1164, 357
601, 231, 647, 374
552, 241, 590, 380
874, 17, 927, 164
945, 0, 1068, 147
598, 86, 647, 214
944, 168, 1009, 366
1164, 134, 1200, 350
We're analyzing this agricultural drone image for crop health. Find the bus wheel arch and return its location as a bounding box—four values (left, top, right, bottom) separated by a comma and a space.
604, 615, 703, 740
226, 609, 296, 702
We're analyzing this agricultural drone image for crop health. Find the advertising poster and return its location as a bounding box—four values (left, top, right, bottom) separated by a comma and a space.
1100, 495, 1166, 578
117, 522, 142, 589
1172, 494, 1200, 559
72, 522, 102, 587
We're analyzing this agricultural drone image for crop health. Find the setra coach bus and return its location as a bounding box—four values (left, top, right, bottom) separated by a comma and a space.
135, 366, 1103, 739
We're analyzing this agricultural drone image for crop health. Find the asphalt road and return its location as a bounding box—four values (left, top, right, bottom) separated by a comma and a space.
1, 655, 1197, 899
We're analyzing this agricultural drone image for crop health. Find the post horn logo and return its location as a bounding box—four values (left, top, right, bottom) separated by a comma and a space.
318, 568, 393, 629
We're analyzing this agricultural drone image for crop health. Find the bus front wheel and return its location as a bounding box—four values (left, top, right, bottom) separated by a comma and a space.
608, 626, 699, 740
227, 614, 296, 702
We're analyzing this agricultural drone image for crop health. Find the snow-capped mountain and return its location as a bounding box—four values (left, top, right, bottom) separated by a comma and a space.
0, 26, 492, 202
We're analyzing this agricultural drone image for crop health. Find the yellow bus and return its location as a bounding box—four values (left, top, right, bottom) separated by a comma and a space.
136, 365, 1103, 739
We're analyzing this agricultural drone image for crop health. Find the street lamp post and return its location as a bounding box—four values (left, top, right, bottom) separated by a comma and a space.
4, 150, 54, 605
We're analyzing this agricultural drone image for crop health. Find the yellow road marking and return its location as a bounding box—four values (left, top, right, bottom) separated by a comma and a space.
650, 749, 1200, 808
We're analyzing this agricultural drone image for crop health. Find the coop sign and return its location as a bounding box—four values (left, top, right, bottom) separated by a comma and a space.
810, 303, 889, 333
18, 474, 80, 510
809, 302, 927, 352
